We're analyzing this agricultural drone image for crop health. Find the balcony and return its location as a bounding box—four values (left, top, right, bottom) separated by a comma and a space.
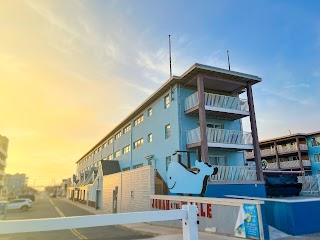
185, 92, 250, 120
277, 144, 308, 154
186, 127, 253, 150
279, 160, 301, 169
266, 162, 278, 169
0, 146, 7, 158
245, 144, 309, 159
209, 165, 257, 181
0, 159, 6, 167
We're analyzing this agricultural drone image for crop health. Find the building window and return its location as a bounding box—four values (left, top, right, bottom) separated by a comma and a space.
148, 133, 152, 143
134, 138, 144, 149
134, 114, 144, 126
166, 156, 171, 170
209, 155, 227, 166
103, 142, 108, 148
123, 145, 131, 154
147, 108, 152, 117
108, 138, 113, 145
123, 124, 131, 134
115, 131, 122, 140
122, 167, 130, 171
165, 124, 171, 139
314, 153, 320, 163
107, 154, 113, 160
311, 137, 320, 147
133, 163, 143, 169
164, 94, 170, 109
115, 150, 121, 158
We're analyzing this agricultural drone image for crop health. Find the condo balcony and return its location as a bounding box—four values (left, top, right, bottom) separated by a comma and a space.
209, 165, 257, 181
186, 127, 253, 150
245, 143, 309, 159
185, 92, 250, 120
0, 146, 7, 158
0, 159, 6, 167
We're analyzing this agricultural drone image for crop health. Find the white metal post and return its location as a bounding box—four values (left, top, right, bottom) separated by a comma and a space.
182, 203, 199, 240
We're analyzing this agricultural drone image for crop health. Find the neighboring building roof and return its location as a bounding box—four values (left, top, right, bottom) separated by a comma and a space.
76, 63, 262, 163
101, 160, 120, 176
259, 131, 320, 145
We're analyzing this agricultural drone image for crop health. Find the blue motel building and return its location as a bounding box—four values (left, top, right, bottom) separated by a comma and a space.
69, 63, 267, 204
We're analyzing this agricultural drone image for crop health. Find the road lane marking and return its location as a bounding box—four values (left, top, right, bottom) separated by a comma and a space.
49, 199, 88, 240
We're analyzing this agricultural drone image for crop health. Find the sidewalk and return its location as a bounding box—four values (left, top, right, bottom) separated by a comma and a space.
62, 198, 320, 240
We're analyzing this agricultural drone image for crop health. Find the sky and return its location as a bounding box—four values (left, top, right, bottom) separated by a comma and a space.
0, 0, 319, 188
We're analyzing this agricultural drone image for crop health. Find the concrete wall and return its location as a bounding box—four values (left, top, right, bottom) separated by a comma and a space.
103, 166, 155, 213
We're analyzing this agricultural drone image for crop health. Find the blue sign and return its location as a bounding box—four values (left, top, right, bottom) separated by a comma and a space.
243, 204, 260, 239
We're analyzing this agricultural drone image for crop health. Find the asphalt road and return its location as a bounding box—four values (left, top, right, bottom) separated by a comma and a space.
1, 196, 154, 240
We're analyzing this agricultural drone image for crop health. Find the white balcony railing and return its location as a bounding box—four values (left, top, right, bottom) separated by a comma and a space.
185, 92, 199, 111
187, 128, 253, 146
280, 160, 300, 169
185, 92, 249, 112
0, 146, 7, 158
302, 159, 311, 167
246, 144, 309, 159
266, 162, 278, 169
0, 159, 6, 167
209, 165, 257, 181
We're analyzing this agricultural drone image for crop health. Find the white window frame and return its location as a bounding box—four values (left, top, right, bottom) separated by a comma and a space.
164, 94, 170, 109
115, 131, 122, 140
123, 124, 131, 134
314, 153, 320, 163
134, 138, 144, 149
123, 145, 131, 154
107, 154, 113, 160
208, 155, 227, 166
134, 115, 144, 126
148, 133, 152, 143
147, 108, 152, 117
114, 150, 121, 158
165, 124, 171, 139
311, 137, 320, 147
166, 156, 172, 170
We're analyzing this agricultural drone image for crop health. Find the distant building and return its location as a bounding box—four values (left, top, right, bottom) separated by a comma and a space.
68, 63, 265, 210
0, 135, 9, 196
245, 131, 320, 176
4, 173, 28, 197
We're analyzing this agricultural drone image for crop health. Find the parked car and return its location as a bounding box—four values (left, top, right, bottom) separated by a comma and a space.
7, 199, 33, 211
18, 194, 35, 202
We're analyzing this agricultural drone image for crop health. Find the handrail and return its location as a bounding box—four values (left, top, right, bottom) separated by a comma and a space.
0, 206, 199, 239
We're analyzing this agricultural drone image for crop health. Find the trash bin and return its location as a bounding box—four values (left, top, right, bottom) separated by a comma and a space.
0, 201, 8, 220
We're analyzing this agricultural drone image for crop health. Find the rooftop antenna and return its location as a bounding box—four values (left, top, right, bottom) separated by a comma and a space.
227, 50, 231, 70
169, 35, 172, 78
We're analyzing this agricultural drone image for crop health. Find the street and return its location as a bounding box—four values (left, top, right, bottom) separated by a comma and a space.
1, 196, 154, 240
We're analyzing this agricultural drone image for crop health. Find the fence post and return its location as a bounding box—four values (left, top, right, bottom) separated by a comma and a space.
182, 203, 198, 240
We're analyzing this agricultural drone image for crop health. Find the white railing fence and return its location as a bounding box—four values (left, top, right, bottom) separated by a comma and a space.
184, 92, 249, 112
0, 205, 199, 240
209, 165, 257, 181
298, 175, 320, 195
186, 127, 253, 146
185, 92, 199, 111
279, 160, 301, 169
206, 128, 252, 145
204, 93, 249, 111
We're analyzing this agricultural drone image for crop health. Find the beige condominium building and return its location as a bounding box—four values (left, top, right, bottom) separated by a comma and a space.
0, 135, 9, 196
